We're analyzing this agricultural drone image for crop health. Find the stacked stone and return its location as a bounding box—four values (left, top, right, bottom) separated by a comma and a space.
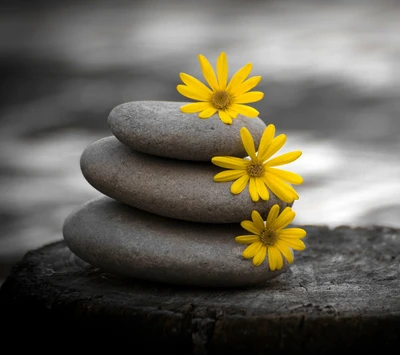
63, 101, 292, 287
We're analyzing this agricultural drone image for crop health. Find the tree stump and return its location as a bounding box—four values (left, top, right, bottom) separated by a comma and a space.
0, 225, 399, 354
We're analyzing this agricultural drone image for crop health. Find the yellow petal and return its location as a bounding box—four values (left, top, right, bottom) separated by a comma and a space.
231, 104, 259, 118
198, 54, 219, 91
263, 174, 294, 203
255, 177, 270, 201
265, 151, 302, 167
278, 228, 307, 239
266, 204, 280, 228
240, 127, 257, 160
198, 107, 217, 118
257, 124, 275, 162
249, 177, 259, 202
267, 246, 278, 271
275, 240, 294, 264
243, 241, 262, 259
275, 249, 284, 270
283, 183, 299, 200
212, 156, 248, 169
235, 91, 264, 104
231, 174, 250, 194
269, 246, 284, 270
217, 52, 228, 89
273, 207, 296, 230
235, 235, 260, 244
181, 102, 212, 113
240, 220, 261, 235
253, 245, 267, 266
265, 177, 299, 200
227, 63, 252, 92
226, 107, 238, 119
214, 170, 246, 182
251, 210, 265, 230
218, 110, 233, 125
179, 73, 213, 96
234, 76, 262, 97
177, 85, 210, 102
266, 168, 303, 185
259, 134, 286, 162
279, 238, 306, 251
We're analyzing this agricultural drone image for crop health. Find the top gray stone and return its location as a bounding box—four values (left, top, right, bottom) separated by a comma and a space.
108, 101, 267, 161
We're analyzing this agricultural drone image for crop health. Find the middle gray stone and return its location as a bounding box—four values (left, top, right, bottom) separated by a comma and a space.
80, 137, 291, 223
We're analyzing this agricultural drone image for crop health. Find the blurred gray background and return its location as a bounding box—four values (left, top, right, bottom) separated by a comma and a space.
1, 0, 399, 286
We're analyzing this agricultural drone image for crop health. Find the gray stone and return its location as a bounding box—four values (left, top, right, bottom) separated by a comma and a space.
63, 196, 289, 287
108, 101, 267, 161
80, 137, 292, 223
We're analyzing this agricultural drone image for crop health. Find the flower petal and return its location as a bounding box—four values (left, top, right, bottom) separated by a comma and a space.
177, 85, 210, 101
198, 54, 219, 91
240, 127, 257, 160
226, 107, 238, 119
266, 168, 303, 185
273, 207, 296, 230
227, 63, 252, 92
218, 110, 233, 125
253, 245, 267, 266
198, 107, 217, 118
268, 246, 284, 271
235, 235, 260, 244
235, 91, 264, 104
275, 249, 284, 270
266, 172, 300, 200
180, 102, 212, 113
256, 177, 270, 201
257, 124, 275, 162
179, 73, 213, 96
211, 156, 248, 169
231, 174, 250, 194
240, 220, 261, 235
251, 210, 265, 230
249, 177, 259, 202
234, 76, 262, 96
265, 151, 302, 167
243, 241, 263, 259
278, 228, 307, 239
259, 134, 286, 162
216, 52, 228, 89
231, 104, 259, 118
275, 240, 294, 264
278, 238, 306, 251
266, 204, 280, 228
213, 170, 246, 182
263, 174, 294, 203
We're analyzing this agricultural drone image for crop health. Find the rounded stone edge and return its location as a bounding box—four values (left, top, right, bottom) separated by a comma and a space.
107, 100, 267, 161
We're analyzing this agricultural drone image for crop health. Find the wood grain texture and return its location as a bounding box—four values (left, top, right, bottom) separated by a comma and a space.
0, 225, 399, 354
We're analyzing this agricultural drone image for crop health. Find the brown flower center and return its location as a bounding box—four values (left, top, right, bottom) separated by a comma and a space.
247, 162, 265, 177
260, 228, 277, 246
211, 91, 232, 110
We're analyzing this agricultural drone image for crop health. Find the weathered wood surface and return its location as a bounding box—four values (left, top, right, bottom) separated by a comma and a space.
0, 225, 399, 354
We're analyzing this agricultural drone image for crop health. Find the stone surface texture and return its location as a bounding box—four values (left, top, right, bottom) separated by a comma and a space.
80, 137, 292, 223
108, 100, 267, 161
62, 196, 289, 287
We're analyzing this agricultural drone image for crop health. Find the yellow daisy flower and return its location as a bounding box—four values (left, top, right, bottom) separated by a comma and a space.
212, 125, 303, 203
177, 52, 264, 125
235, 205, 306, 270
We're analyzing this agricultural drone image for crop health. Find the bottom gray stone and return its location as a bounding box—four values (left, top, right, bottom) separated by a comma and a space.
62, 196, 289, 287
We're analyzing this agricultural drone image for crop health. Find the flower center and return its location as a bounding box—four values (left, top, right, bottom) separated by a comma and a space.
211, 91, 232, 110
247, 162, 265, 177
260, 228, 277, 246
